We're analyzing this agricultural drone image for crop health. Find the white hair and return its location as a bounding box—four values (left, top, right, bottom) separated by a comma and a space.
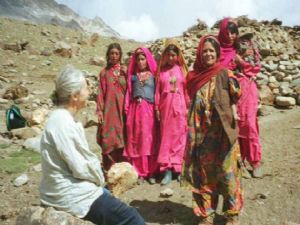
53, 65, 86, 106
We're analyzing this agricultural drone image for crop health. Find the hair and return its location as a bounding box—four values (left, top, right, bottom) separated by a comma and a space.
106, 42, 122, 68
51, 65, 86, 106
227, 22, 239, 35
135, 51, 146, 60
164, 44, 179, 55
204, 38, 221, 59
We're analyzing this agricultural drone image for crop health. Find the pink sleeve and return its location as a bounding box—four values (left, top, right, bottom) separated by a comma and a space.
96, 69, 106, 115
240, 60, 261, 77
124, 75, 132, 115
154, 76, 160, 111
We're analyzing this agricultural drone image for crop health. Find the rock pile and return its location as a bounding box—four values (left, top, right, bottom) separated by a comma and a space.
148, 16, 300, 108
16, 207, 94, 225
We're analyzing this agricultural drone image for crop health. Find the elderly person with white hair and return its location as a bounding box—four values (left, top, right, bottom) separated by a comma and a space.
39, 65, 146, 225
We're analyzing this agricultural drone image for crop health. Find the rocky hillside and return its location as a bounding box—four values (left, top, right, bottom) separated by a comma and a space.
148, 16, 300, 108
0, 0, 120, 37
0, 17, 140, 138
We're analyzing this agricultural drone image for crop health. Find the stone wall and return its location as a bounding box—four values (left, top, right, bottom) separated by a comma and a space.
147, 16, 300, 108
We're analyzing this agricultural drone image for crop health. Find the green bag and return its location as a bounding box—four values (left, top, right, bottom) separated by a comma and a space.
6, 105, 27, 131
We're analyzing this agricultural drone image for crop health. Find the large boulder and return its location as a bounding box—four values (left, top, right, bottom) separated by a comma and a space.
275, 96, 296, 108
10, 126, 42, 139
89, 56, 105, 66
16, 206, 94, 225
3, 84, 29, 100
259, 85, 274, 105
23, 135, 42, 152
107, 162, 138, 197
53, 41, 72, 58
27, 108, 49, 126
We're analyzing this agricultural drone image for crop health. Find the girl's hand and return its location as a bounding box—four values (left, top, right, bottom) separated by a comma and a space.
121, 65, 127, 74
235, 54, 243, 65
156, 110, 160, 121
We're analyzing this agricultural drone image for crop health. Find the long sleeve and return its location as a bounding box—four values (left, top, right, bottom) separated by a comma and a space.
154, 76, 161, 111
183, 78, 190, 109
239, 59, 261, 78
124, 75, 132, 115
53, 125, 105, 186
96, 69, 106, 116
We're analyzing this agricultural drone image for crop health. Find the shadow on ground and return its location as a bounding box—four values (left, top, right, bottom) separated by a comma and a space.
131, 199, 227, 225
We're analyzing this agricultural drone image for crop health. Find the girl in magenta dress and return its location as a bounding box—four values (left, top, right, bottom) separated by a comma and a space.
123, 47, 158, 183
235, 34, 263, 177
218, 18, 263, 178
96, 43, 127, 172
155, 39, 189, 185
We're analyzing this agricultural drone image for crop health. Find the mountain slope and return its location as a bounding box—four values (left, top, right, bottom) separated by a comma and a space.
0, 0, 120, 37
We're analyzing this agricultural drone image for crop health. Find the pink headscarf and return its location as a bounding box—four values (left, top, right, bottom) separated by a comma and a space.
218, 17, 238, 70
127, 47, 157, 77
124, 47, 157, 113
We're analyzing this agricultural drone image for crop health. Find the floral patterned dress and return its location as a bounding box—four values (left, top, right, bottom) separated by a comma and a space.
184, 71, 243, 219
96, 63, 127, 171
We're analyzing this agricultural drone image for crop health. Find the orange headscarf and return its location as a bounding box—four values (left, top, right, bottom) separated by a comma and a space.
156, 39, 188, 78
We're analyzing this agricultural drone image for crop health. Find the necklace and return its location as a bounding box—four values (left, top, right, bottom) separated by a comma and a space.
137, 71, 150, 86
169, 70, 178, 93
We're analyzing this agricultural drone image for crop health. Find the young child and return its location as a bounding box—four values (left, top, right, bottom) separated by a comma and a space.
237, 33, 259, 68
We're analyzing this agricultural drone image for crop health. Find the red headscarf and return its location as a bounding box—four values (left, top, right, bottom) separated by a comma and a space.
218, 17, 239, 70
186, 35, 225, 98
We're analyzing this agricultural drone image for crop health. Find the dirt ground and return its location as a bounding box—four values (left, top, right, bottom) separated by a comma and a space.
0, 106, 299, 225
0, 17, 300, 225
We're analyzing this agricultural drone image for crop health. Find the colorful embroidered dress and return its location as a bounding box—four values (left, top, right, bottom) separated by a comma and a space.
185, 35, 243, 219
96, 63, 127, 171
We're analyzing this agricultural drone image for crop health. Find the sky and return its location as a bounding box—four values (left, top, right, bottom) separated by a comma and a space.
55, 0, 300, 42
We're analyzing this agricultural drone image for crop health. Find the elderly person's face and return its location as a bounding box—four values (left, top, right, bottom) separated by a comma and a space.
202, 41, 217, 68
72, 80, 89, 109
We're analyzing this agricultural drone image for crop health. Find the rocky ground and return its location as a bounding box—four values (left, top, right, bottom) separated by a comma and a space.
0, 106, 299, 225
0, 17, 300, 225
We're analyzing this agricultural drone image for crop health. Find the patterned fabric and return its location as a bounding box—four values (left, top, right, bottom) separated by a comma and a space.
96, 63, 127, 169
184, 75, 243, 218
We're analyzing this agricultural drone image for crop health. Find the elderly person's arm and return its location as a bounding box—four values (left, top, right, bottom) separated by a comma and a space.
53, 124, 105, 186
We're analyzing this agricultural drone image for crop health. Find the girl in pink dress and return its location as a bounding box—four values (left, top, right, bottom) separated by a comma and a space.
235, 34, 263, 178
124, 47, 158, 184
155, 39, 189, 185
218, 18, 263, 178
